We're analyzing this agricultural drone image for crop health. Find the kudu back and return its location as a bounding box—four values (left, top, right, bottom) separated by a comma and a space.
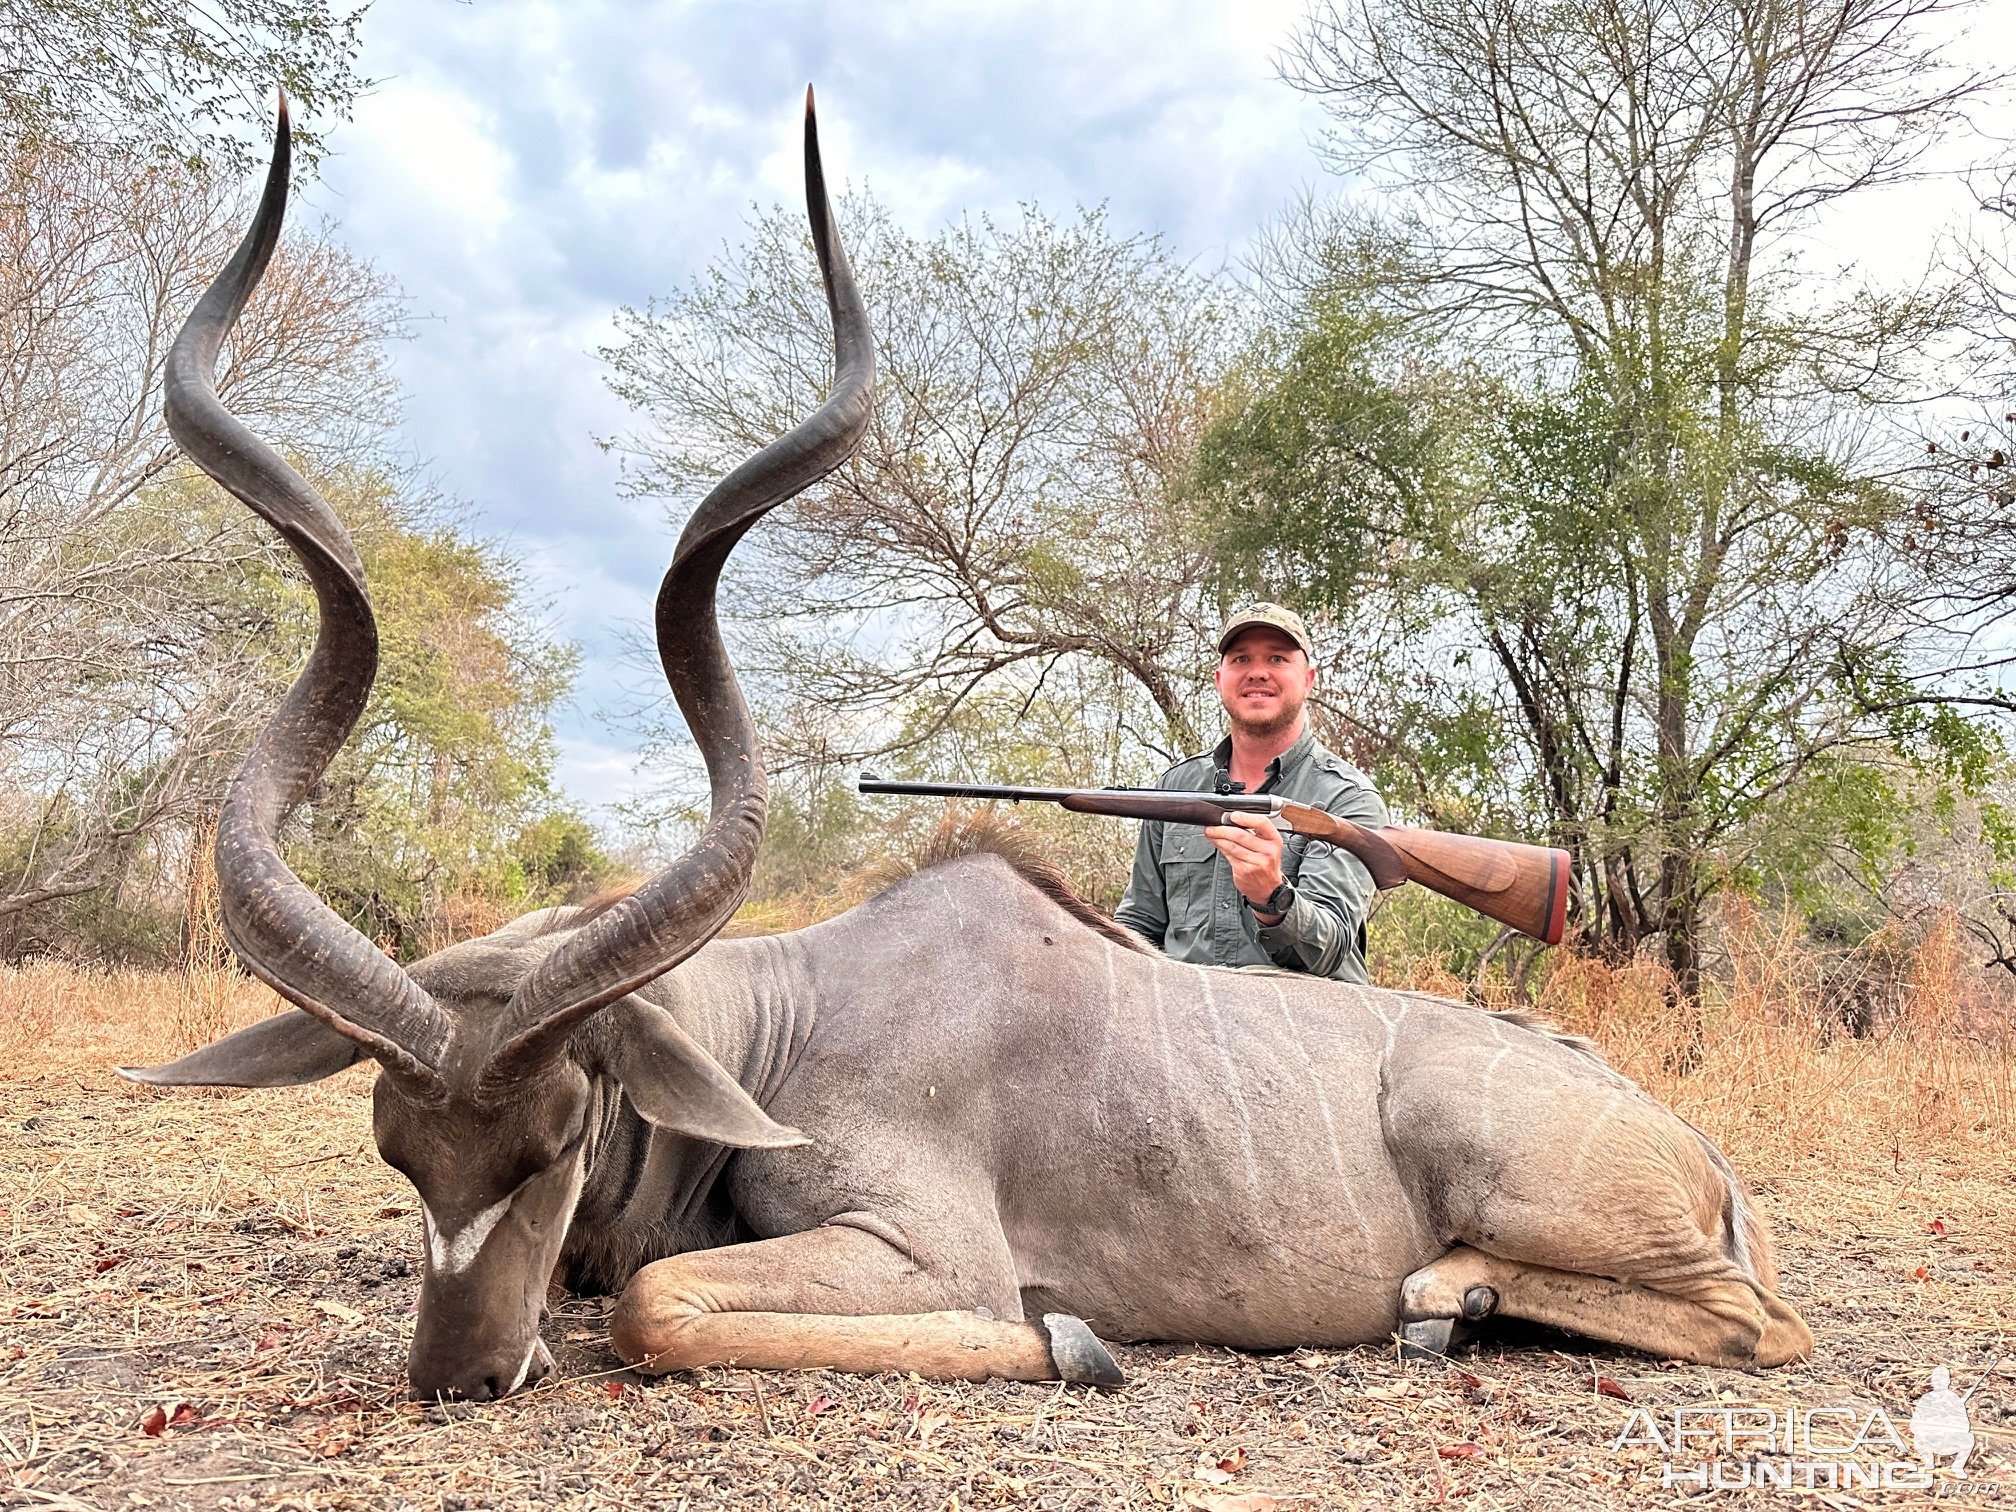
128, 95, 1811, 1398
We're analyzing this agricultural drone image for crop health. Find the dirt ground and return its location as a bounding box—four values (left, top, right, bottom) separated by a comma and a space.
3, 969, 2012, 1511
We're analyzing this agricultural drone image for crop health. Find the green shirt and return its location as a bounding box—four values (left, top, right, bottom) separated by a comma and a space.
1113, 729, 1388, 983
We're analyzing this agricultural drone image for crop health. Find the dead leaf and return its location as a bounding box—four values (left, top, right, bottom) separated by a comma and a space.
91, 1253, 125, 1274
1438, 1442, 1486, 1461
312, 1299, 364, 1325
1593, 1375, 1631, 1401
605, 1380, 625, 1399
1216, 1446, 1248, 1474
1183, 1493, 1296, 1511
168, 1403, 198, 1427
139, 1405, 166, 1437
806, 1394, 837, 1416
1912, 1265, 1931, 1282
1928, 1217, 1947, 1237
1194, 1467, 1235, 1486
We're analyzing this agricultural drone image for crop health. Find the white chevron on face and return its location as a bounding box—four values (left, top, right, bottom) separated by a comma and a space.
423, 1193, 513, 1276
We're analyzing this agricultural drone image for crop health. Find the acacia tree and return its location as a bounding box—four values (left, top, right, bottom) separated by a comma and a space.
603, 197, 1239, 790
1204, 0, 2014, 993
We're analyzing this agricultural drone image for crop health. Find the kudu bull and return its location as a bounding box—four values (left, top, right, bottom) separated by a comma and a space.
127, 95, 1812, 1400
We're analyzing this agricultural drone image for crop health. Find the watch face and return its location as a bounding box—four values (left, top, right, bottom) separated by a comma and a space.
1265, 883, 1294, 914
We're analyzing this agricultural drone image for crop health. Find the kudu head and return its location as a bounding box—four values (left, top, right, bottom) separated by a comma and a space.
121, 91, 873, 1400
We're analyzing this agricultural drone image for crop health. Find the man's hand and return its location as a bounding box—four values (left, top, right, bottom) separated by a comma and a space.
1204, 812, 1287, 923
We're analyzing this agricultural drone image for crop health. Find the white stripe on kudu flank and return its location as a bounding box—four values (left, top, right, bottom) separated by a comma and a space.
1195, 970, 1260, 1195
1149, 966, 1181, 1127
1566, 1088, 1621, 1184
1272, 981, 1373, 1250
423, 1194, 513, 1276
1477, 1044, 1513, 1142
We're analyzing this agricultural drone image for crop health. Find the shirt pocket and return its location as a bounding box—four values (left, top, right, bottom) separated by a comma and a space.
1159, 828, 1218, 866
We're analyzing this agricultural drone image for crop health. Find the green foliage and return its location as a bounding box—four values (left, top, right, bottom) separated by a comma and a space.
513, 813, 619, 906
1199, 271, 2013, 980
1982, 802, 2016, 872
1196, 298, 1449, 605
0, 0, 367, 170
1366, 884, 1513, 985
186, 464, 594, 957
291, 474, 583, 952
752, 783, 877, 903
11, 881, 183, 964
1738, 755, 1905, 904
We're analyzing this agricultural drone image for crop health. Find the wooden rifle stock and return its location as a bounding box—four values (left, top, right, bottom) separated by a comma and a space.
1278, 804, 1568, 946
858, 774, 1572, 945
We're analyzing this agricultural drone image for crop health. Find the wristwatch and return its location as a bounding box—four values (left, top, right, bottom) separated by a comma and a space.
1247, 882, 1295, 916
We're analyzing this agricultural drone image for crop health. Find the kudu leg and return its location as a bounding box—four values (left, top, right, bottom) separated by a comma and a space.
1399, 1244, 1810, 1368
609, 1221, 1123, 1386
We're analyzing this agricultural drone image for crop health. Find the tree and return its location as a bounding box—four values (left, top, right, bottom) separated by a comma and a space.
278, 471, 588, 956
602, 197, 1240, 793
0, 140, 603, 961
0, 0, 366, 170
0, 139, 399, 935
1203, 0, 2015, 993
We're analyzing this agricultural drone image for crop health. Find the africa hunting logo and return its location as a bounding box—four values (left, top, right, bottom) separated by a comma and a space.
1612, 1365, 1994, 1492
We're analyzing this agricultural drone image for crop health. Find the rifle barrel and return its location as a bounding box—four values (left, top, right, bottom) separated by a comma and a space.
857, 774, 1280, 814
857, 775, 1077, 803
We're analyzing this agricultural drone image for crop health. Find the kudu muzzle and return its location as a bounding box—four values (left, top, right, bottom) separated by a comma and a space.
406, 1145, 586, 1400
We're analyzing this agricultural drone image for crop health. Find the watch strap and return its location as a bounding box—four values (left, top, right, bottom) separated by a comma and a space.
1249, 882, 1295, 915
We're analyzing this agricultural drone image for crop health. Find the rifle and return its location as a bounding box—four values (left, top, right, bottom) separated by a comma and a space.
857, 773, 1570, 946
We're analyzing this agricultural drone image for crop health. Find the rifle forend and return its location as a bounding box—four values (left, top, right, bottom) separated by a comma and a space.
858, 774, 1569, 946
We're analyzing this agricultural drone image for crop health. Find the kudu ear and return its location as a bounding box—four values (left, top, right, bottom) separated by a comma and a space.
120, 1010, 369, 1088
606, 999, 809, 1150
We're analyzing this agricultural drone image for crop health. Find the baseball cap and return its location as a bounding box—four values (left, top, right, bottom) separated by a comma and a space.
1216, 602, 1314, 659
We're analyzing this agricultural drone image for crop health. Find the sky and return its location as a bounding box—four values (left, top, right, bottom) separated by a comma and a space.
298, 0, 2016, 824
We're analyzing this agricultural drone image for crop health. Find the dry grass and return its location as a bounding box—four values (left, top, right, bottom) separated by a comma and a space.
4, 921, 2014, 1510
1388, 905, 2016, 1181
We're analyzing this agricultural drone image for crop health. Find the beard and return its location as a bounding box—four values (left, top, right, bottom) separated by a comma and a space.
1225, 691, 1307, 740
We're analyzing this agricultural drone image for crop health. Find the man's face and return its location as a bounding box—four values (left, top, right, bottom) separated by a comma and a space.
1215, 626, 1316, 739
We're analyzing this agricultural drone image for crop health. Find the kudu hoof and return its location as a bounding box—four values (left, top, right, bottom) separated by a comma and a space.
1398, 1317, 1454, 1362
1041, 1313, 1125, 1387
